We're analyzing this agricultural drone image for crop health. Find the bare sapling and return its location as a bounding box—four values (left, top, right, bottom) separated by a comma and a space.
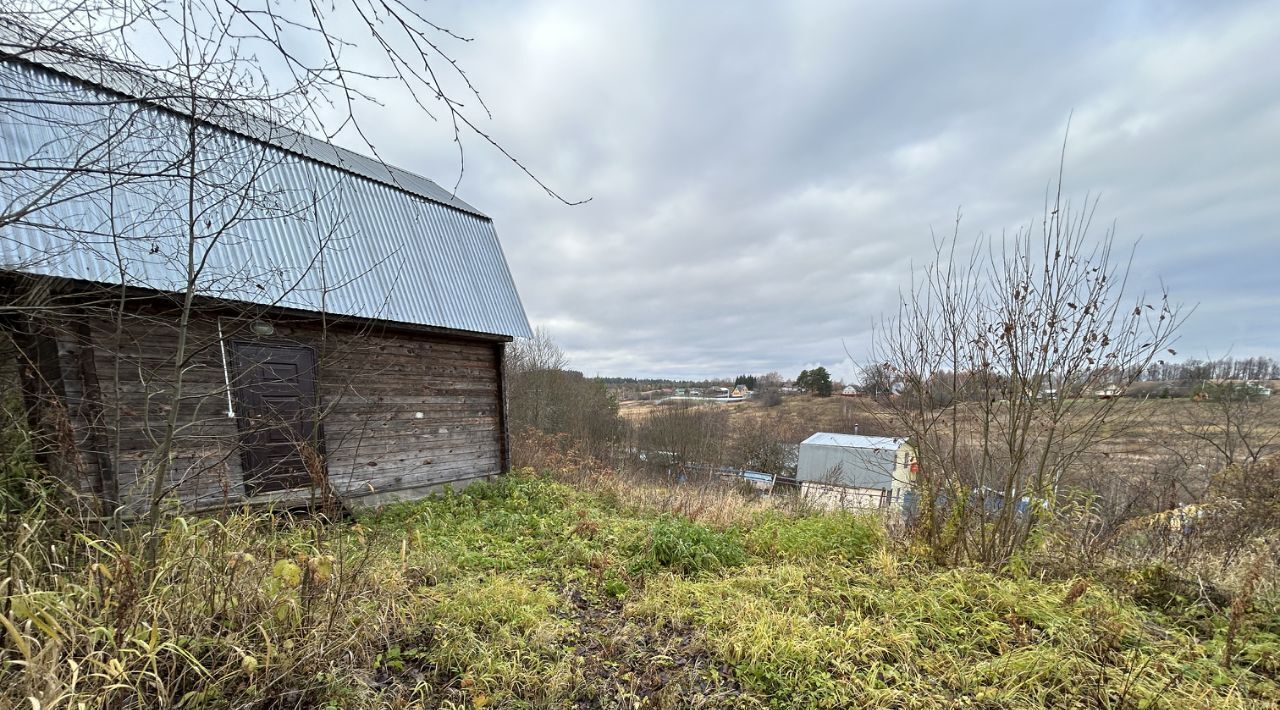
875, 149, 1184, 565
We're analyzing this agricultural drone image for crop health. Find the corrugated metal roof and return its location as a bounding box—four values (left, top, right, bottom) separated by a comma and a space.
0, 25, 488, 219
797, 433, 907, 489
801, 433, 906, 450
0, 57, 532, 339
257, 127, 487, 219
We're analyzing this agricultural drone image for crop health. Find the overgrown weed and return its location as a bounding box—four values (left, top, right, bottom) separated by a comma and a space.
1, 508, 409, 707
3, 467, 1277, 707
630, 514, 746, 575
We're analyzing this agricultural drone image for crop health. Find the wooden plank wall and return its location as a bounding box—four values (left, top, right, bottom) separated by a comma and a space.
45, 309, 504, 513
309, 321, 504, 504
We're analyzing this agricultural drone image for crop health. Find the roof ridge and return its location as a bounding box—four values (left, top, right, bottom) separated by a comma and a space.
0, 28, 487, 219
803, 432, 906, 447
0, 57, 530, 339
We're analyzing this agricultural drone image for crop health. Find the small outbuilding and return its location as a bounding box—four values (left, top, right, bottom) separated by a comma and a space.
0, 54, 531, 513
1094, 384, 1123, 399
795, 433, 915, 510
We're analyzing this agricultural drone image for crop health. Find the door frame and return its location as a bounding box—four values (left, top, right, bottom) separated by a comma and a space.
230, 340, 327, 496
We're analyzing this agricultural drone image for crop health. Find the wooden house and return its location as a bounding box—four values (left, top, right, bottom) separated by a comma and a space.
0, 53, 531, 513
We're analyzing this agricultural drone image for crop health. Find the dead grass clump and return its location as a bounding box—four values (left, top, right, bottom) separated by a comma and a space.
0, 508, 415, 708
514, 427, 779, 527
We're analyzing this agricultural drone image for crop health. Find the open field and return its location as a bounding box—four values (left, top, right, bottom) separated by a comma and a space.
624, 392, 1280, 471
723, 395, 894, 437
6, 470, 1278, 708
620, 394, 888, 433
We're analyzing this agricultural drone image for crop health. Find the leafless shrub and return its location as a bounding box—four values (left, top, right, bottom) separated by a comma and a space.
1163, 382, 1280, 471
727, 416, 801, 477
1222, 541, 1275, 668
757, 384, 783, 407
874, 152, 1184, 565
504, 328, 623, 464
631, 402, 729, 474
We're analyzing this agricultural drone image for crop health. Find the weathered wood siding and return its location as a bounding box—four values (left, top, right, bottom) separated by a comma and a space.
45, 309, 504, 512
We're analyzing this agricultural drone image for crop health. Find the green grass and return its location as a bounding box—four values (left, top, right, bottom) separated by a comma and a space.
360, 473, 1277, 707
4, 470, 1277, 707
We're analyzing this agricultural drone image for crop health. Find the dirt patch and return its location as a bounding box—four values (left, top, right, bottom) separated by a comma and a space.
366, 587, 749, 708
558, 587, 747, 708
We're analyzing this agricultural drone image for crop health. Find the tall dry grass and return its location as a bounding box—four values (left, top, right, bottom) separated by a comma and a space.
1, 503, 416, 708
512, 427, 795, 527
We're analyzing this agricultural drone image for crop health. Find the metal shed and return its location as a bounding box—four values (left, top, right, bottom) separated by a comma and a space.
796, 433, 915, 509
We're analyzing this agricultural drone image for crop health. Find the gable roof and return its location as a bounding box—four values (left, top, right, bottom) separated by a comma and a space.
0, 54, 532, 339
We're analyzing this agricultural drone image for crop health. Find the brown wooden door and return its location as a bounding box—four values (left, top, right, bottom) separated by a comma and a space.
233, 342, 321, 495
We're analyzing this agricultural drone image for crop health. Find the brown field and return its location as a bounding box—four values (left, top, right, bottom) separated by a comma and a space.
620, 394, 888, 430
622, 393, 1280, 473
724, 394, 895, 436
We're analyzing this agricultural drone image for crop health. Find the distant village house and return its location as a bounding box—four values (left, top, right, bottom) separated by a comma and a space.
1094, 384, 1123, 399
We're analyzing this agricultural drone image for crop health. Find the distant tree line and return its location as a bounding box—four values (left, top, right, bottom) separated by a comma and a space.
505, 337, 803, 476
599, 376, 730, 389
1141, 356, 1279, 382
849, 355, 1278, 405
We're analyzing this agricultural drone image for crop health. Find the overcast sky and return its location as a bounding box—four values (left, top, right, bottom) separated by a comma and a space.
336, 0, 1280, 381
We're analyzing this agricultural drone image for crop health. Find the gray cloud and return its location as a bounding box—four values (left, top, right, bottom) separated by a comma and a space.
336, 0, 1280, 379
